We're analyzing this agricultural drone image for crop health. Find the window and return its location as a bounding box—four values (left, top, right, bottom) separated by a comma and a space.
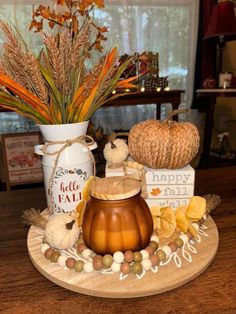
0, 0, 199, 134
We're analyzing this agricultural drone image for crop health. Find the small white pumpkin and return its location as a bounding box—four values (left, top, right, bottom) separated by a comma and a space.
103, 139, 129, 165
45, 214, 79, 250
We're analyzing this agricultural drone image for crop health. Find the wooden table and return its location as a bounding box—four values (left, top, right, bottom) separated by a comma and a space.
104, 90, 185, 120
196, 89, 236, 168
0, 166, 236, 313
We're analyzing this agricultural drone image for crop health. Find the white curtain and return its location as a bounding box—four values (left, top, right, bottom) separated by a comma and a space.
0, 0, 199, 134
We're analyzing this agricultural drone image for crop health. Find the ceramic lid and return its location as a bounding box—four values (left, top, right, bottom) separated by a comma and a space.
89, 176, 141, 200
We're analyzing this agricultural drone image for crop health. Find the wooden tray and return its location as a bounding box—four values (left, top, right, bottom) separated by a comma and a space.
27, 216, 218, 298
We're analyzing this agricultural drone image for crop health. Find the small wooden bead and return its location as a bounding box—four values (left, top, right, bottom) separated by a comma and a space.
111, 262, 121, 273
93, 255, 103, 271
58, 255, 67, 267
82, 248, 92, 259
162, 245, 172, 257
84, 261, 94, 273
113, 251, 124, 264
150, 254, 160, 266
156, 250, 166, 261
186, 231, 194, 240
150, 235, 159, 243
124, 250, 133, 263
42, 237, 48, 244
66, 257, 76, 269
76, 238, 84, 245
44, 248, 54, 259
75, 260, 84, 272
140, 249, 149, 259
141, 259, 152, 271
102, 254, 113, 268
145, 246, 155, 255
168, 241, 178, 252
179, 234, 189, 244
40, 243, 50, 254
149, 240, 159, 252
77, 243, 87, 253
50, 251, 60, 263
132, 262, 143, 275
120, 262, 131, 275
133, 251, 142, 262
174, 238, 184, 248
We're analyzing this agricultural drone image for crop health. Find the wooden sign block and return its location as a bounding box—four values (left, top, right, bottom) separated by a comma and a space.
105, 163, 195, 208
145, 164, 195, 185
146, 198, 191, 209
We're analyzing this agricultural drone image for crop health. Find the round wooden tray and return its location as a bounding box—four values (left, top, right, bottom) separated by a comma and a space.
27, 216, 218, 298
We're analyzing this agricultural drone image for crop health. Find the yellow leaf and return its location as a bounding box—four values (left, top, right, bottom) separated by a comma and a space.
150, 205, 161, 229
186, 196, 206, 220
82, 176, 95, 201
76, 199, 86, 227
176, 205, 189, 233
150, 205, 161, 216
158, 207, 176, 238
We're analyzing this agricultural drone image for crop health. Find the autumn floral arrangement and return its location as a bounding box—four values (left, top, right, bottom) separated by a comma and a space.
0, 0, 136, 124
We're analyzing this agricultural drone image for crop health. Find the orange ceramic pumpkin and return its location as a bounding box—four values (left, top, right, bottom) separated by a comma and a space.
82, 193, 153, 255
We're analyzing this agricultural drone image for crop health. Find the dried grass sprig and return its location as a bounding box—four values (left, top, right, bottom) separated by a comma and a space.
0, 21, 48, 103
22, 208, 48, 229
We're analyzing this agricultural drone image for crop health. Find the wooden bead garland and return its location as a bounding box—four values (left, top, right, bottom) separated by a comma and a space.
41, 213, 209, 277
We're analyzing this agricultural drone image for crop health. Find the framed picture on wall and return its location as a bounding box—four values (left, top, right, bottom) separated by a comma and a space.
1, 132, 43, 190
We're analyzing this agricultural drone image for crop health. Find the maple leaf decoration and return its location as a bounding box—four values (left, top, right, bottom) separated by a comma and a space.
150, 187, 161, 196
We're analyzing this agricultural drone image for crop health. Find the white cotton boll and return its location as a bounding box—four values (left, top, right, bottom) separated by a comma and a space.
103, 139, 129, 165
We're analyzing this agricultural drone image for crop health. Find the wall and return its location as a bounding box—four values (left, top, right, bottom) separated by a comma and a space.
213, 5, 236, 154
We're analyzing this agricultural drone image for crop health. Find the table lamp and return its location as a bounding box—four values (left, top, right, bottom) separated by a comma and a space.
204, 0, 236, 85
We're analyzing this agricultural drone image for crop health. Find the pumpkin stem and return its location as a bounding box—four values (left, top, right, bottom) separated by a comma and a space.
66, 219, 75, 230
163, 108, 190, 122
110, 141, 117, 149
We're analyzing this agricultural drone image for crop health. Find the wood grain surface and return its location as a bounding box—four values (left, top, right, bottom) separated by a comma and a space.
27, 217, 218, 298
0, 166, 236, 314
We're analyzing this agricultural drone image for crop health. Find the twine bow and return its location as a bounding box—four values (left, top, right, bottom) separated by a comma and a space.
42, 135, 96, 214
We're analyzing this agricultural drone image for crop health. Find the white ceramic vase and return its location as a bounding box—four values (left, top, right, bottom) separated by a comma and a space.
35, 121, 97, 214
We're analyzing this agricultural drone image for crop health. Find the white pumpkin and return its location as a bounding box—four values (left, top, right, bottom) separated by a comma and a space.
44, 214, 79, 250
103, 139, 129, 165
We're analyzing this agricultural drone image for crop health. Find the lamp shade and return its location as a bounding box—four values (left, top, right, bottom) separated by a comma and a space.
205, 1, 236, 41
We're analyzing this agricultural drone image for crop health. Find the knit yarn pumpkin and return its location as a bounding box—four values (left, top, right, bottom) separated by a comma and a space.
128, 109, 200, 169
